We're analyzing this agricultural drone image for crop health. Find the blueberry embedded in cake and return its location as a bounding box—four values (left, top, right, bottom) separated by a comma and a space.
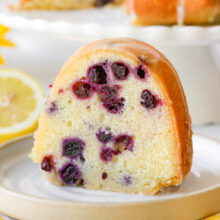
58, 162, 82, 185
62, 138, 84, 159
96, 128, 113, 143
41, 155, 53, 172
140, 89, 159, 110
88, 64, 108, 85
72, 81, 93, 99
111, 62, 130, 80
32, 38, 192, 195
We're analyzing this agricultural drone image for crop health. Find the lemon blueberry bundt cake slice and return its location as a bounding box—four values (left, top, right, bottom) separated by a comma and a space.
32, 38, 192, 195
14, 0, 123, 10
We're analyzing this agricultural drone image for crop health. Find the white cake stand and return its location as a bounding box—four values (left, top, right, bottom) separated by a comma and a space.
1, 0, 220, 125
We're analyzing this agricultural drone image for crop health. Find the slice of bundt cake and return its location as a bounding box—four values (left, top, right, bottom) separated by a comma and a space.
14, 0, 124, 10
32, 38, 192, 195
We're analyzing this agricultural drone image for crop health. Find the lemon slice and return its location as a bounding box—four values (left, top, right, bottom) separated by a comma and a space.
0, 69, 45, 144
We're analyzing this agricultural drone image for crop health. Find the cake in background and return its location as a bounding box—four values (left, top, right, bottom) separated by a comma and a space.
126, 0, 220, 25
13, 0, 124, 10
32, 38, 192, 195
12, 0, 220, 26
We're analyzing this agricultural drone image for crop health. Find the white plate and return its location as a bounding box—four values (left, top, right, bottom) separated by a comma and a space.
1, 0, 220, 45
0, 134, 219, 220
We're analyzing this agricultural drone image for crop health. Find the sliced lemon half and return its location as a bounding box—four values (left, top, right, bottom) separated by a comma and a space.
0, 69, 45, 144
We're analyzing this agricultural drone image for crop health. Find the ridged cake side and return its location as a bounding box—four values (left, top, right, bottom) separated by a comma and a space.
32, 38, 192, 194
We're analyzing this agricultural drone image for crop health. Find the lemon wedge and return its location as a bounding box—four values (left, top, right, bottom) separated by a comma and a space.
0, 69, 45, 144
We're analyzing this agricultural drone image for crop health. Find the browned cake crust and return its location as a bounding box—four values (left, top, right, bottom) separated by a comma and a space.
126, 0, 220, 25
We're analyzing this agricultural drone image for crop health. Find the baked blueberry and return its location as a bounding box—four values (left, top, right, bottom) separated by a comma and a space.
141, 89, 158, 110
41, 155, 53, 172
114, 135, 134, 152
47, 101, 58, 114
72, 81, 92, 99
59, 163, 81, 185
96, 128, 113, 143
62, 138, 84, 159
88, 65, 107, 84
100, 147, 114, 162
102, 172, 108, 180
136, 65, 147, 79
99, 85, 118, 101
123, 176, 132, 185
111, 62, 129, 80
103, 97, 125, 114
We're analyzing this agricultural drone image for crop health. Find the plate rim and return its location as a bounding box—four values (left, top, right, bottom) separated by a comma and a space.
0, 133, 219, 206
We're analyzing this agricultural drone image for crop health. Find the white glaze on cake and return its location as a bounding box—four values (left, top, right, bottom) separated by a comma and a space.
177, 0, 186, 25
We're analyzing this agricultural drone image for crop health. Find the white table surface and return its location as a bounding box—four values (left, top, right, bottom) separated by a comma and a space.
194, 124, 220, 141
